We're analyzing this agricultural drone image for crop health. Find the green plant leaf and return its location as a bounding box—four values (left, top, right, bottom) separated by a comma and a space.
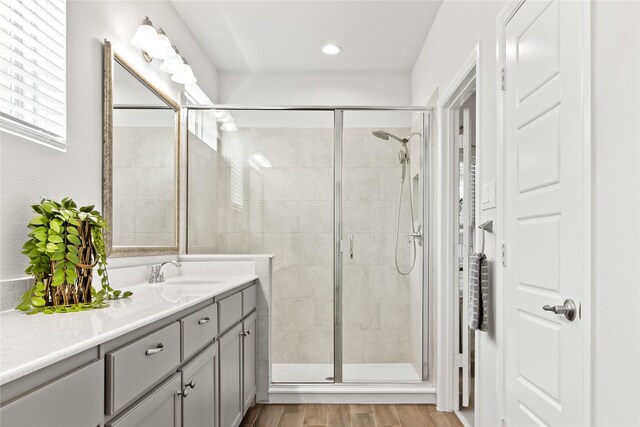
31, 296, 45, 307
67, 252, 80, 265
48, 235, 63, 243
33, 228, 47, 242
49, 219, 62, 233
67, 234, 81, 245
66, 226, 79, 236
29, 216, 47, 226
66, 269, 78, 282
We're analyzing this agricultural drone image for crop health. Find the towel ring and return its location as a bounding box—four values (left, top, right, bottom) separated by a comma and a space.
478, 220, 493, 254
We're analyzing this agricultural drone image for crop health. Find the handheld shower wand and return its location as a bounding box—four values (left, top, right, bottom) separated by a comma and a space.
371, 130, 423, 275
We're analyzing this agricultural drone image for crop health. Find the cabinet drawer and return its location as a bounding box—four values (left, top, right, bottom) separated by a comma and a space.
107, 322, 181, 415
0, 360, 104, 427
181, 304, 217, 361
218, 292, 242, 333
242, 284, 257, 315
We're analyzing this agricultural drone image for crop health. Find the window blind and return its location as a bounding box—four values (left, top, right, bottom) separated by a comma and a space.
0, 0, 66, 149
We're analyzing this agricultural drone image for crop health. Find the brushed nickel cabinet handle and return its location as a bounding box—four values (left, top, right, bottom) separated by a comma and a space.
198, 317, 210, 325
145, 343, 164, 355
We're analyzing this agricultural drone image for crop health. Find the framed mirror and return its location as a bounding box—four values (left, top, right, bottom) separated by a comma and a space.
103, 40, 180, 257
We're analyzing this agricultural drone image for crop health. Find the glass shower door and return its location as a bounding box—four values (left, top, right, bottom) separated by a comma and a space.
186, 109, 336, 383
340, 110, 425, 382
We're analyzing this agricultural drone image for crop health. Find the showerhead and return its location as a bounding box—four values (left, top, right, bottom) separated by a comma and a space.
372, 130, 390, 140
372, 130, 406, 144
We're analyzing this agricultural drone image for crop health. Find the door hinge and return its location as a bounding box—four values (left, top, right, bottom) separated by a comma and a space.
455, 353, 464, 368
501, 243, 507, 266
500, 68, 506, 91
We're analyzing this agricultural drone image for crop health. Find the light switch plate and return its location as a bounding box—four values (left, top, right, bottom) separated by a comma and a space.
481, 181, 496, 210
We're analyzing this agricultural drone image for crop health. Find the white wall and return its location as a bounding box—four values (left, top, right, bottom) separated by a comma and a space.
0, 1, 219, 281
592, 2, 640, 425
412, 1, 640, 426
411, 1, 505, 424
218, 71, 413, 128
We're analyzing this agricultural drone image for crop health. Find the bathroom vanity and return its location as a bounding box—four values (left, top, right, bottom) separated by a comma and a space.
0, 277, 258, 427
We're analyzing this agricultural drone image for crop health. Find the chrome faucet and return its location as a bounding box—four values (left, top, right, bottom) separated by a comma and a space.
148, 261, 182, 284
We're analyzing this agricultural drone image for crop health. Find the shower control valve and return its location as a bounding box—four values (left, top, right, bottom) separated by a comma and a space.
410, 225, 424, 246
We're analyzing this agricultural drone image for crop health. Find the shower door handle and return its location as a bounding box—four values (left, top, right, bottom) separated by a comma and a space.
349, 234, 354, 259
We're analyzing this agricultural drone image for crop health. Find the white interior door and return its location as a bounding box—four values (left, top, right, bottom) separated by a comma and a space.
505, 0, 587, 426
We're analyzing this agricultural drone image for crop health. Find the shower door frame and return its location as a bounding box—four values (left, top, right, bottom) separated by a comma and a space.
185, 105, 433, 386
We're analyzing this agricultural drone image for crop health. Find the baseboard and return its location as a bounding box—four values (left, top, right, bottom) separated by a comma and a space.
268, 383, 436, 404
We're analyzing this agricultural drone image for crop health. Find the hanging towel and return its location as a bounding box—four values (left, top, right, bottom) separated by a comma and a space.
468, 253, 482, 330
468, 253, 489, 331
479, 253, 490, 331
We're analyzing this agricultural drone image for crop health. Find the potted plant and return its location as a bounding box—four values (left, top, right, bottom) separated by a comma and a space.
16, 197, 131, 314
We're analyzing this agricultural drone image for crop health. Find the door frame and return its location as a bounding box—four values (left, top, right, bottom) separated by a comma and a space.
435, 44, 480, 413
496, 0, 593, 424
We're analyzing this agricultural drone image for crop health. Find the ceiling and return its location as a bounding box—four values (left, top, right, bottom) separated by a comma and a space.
170, 1, 442, 73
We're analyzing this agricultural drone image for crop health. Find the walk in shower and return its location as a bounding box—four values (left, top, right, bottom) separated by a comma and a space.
185, 106, 431, 386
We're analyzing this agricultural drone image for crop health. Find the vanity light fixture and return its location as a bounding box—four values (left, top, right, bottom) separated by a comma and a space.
160, 49, 184, 74
131, 16, 197, 84
131, 17, 156, 53
171, 59, 197, 85
220, 121, 237, 132
322, 44, 343, 55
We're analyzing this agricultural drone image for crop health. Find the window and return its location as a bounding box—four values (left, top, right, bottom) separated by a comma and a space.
184, 83, 217, 151
0, 0, 66, 149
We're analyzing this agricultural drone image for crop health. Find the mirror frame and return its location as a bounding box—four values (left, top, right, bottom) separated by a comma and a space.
102, 40, 181, 257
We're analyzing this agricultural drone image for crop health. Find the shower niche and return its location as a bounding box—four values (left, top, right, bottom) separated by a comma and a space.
186, 107, 430, 386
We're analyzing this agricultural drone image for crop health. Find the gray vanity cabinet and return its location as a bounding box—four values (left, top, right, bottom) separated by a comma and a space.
0, 281, 259, 427
242, 312, 257, 411
181, 342, 218, 427
219, 322, 244, 427
105, 373, 182, 427
0, 360, 104, 427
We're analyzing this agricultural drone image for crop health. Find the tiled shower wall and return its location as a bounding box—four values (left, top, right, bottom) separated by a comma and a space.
209, 126, 420, 367
187, 133, 220, 253
112, 127, 175, 246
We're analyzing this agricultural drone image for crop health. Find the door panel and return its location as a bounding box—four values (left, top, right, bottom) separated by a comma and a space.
242, 314, 257, 412
182, 343, 217, 427
219, 323, 243, 427
505, 0, 586, 425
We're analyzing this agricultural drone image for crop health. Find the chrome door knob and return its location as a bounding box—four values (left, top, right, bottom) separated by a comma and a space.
543, 299, 577, 321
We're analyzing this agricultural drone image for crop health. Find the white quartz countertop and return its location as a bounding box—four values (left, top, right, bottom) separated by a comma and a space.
0, 275, 257, 386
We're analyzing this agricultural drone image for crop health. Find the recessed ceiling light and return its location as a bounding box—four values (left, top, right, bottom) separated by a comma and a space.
322, 44, 342, 55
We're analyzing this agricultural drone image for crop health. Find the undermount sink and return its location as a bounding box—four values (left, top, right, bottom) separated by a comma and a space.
163, 278, 221, 285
